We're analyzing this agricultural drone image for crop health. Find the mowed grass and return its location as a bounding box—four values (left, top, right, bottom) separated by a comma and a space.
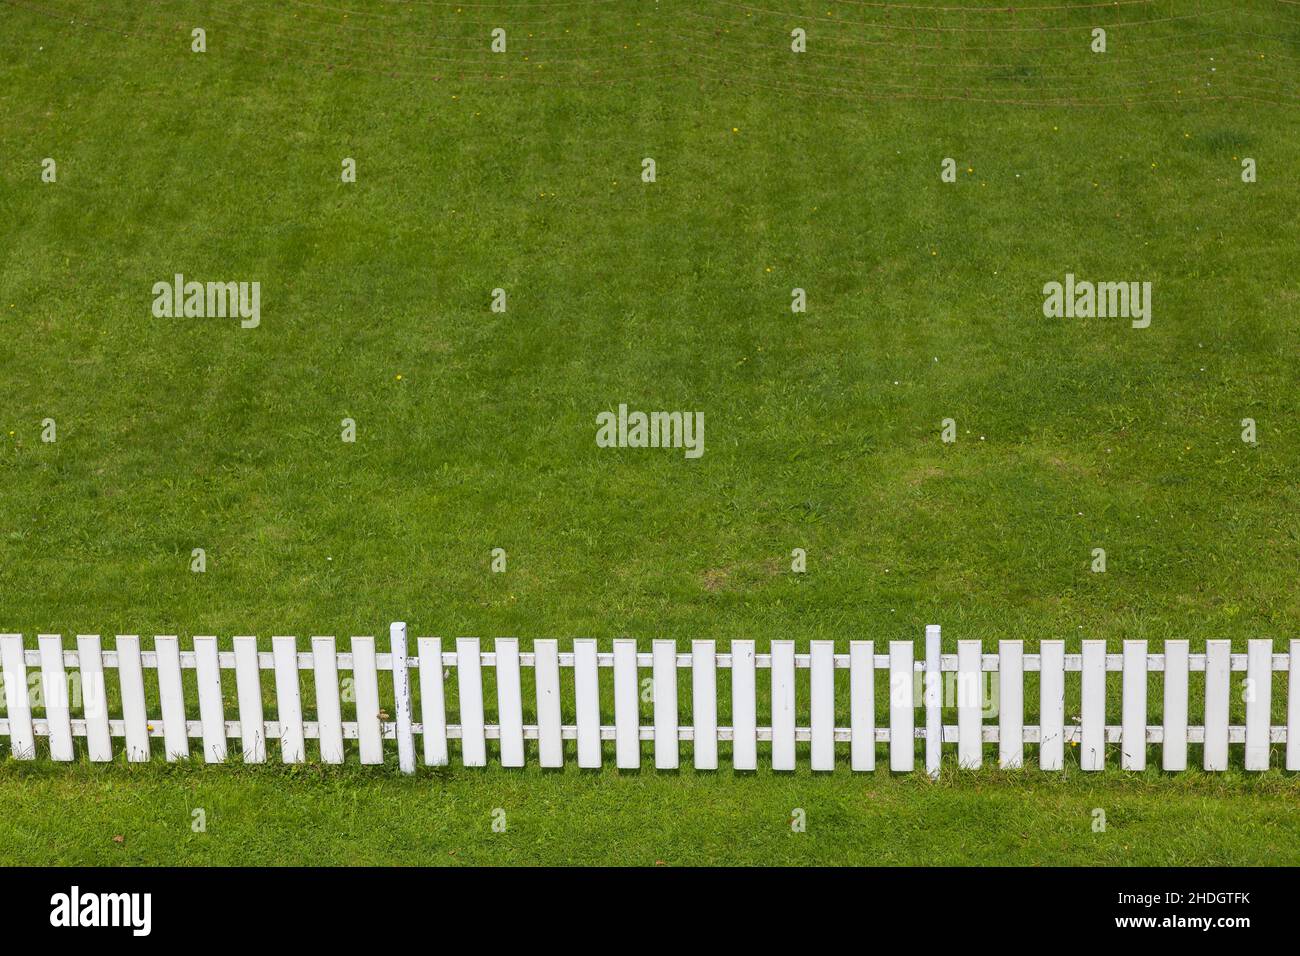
2, 0, 1300, 865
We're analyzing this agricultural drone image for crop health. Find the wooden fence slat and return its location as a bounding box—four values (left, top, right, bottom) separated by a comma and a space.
1080, 640, 1106, 771
653, 640, 679, 770
613, 639, 639, 769
495, 638, 525, 769
957, 640, 982, 770
1039, 640, 1065, 770
353, 637, 384, 765
889, 641, 914, 772
771, 640, 796, 771
117, 636, 151, 762
312, 637, 344, 764
38, 635, 74, 761
924, 625, 941, 777
1121, 640, 1147, 771
691, 640, 718, 770
731, 640, 757, 771
1162, 640, 1189, 771
534, 639, 563, 768
273, 637, 305, 764
418, 638, 449, 767
456, 638, 487, 767
233, 637, 265, 763
76, 635, 113, 762
0, 635, 34, 760
574, 639, 601, 768
810, 640, 834, 771
998, 640, 1023, 769
391, 623, 416, 774
194, 637, 227, 763
1203, 640, 1230, 771
1289, 640, 1300, 772
155, 636, 189, 761
850, 640, 874, 771
1244, 639, 1272, 771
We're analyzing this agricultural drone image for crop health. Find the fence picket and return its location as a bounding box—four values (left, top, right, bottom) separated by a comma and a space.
889, 641, 914, 772
771, 640, 796, 771
731, 640, 757, 771
1080, 641, 1106, 771
313, 637, 344, 764
957, 640, 982, 769
1244, 639, 1272, 771
38, 635, 73, 761
117, 636, 150, 762
194, 637, 226, 763
535, 639, 563, 768
1039, 640, 1065, 770
613, 639, 639, 769
924, 625, 941, 778
691, 640, 718, 770
810, 641, 834, 771
273, 637, 305, 764
998, 640, 1023, 769
850, 640, 874, 771
0, 635, 34, 760
1203, 640, 1230, 771
418, 638, 449, 767
233, 637, 265, 763
353, 637, 384, 764
76, 635, 113, 761
653, 640, 679, 770
456, 638, 487, 767
574, 639, 601, 768
391, 623, 416, 775
495, 638, 525, 769
1121, 640, 1147, 771
1162, 640, 1189, 771
155, 636, 190, 761
1289, 639, 1300, 772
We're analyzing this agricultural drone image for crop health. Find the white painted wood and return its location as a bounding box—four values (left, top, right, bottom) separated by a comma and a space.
456, 637, 487, 767
998, 640, 1023, 769
1161, 640, 1189, 771
574, 639, 601, 768
233, 637, 265, 763
193, 638, 227, 763
353, 637, 384, 765
1244, 639, 1272, 771
0, 635, 34, 759
810, 640, 834, 771
390, 623, 416, 774
155, 637, 190, 761
117, 636, 151, 762
771, 640, 796, 771
38, 635, 74, 761
1289, 640, 1300, 772
652, 641, 679, 770
613, 639, 639, 769
534, 639, 563, 768
312, 637, 344, 764
849, 640, 874, 771
417, 638, 448, 767
495, 638, 525, 768
1038, 640, 1065, 770
924, 625, 941, 778
76, 635, 113, 761
1121, 640, 1147, 771
691, 640, 718, 770
1203, 640, 1231, 771
731, 640, 757, 771
273, 637, 305, 763
889, 641, 914, 772
1080, 641, 1106, 771
957, 639, 982, 769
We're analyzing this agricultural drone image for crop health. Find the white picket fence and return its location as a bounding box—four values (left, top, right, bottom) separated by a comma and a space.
1, 625, 1298, 774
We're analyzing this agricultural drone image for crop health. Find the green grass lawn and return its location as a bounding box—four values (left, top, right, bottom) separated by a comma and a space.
2, 0, 1299, 865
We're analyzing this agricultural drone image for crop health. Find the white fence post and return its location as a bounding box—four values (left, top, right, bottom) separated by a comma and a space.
117, 636, 150, 763
233, 636, 265, 763
1121, 640, 1147, 771
691, 640, 718, 770
771, 641, 796, 771
1203, 640, 1231, 771
76, 635, 113, 762
418, 637, 449, 767
998, 640, 1023, 769
1244, 639, 1272, 771
731, 640, 757, 771
924, 626, 941, 778
38, 635, 73, 762
391, 623, 416, 775
1288, 639, 1300, 772
849, 640, 875, 772
889, 641, 914, 772
312, 637, 344, 764
535, 639, 563, 768
1039, 640, 1065, 770
1080, 641, 1106, 771
957, 639, 982, 770
1162, 640, 1189, 771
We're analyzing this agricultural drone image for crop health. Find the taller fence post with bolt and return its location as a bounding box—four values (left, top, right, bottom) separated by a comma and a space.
390, 622, 416, 774
925, 625, 941, 779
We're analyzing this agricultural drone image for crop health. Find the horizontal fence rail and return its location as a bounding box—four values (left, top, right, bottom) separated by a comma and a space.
1, 625, 1298, 775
